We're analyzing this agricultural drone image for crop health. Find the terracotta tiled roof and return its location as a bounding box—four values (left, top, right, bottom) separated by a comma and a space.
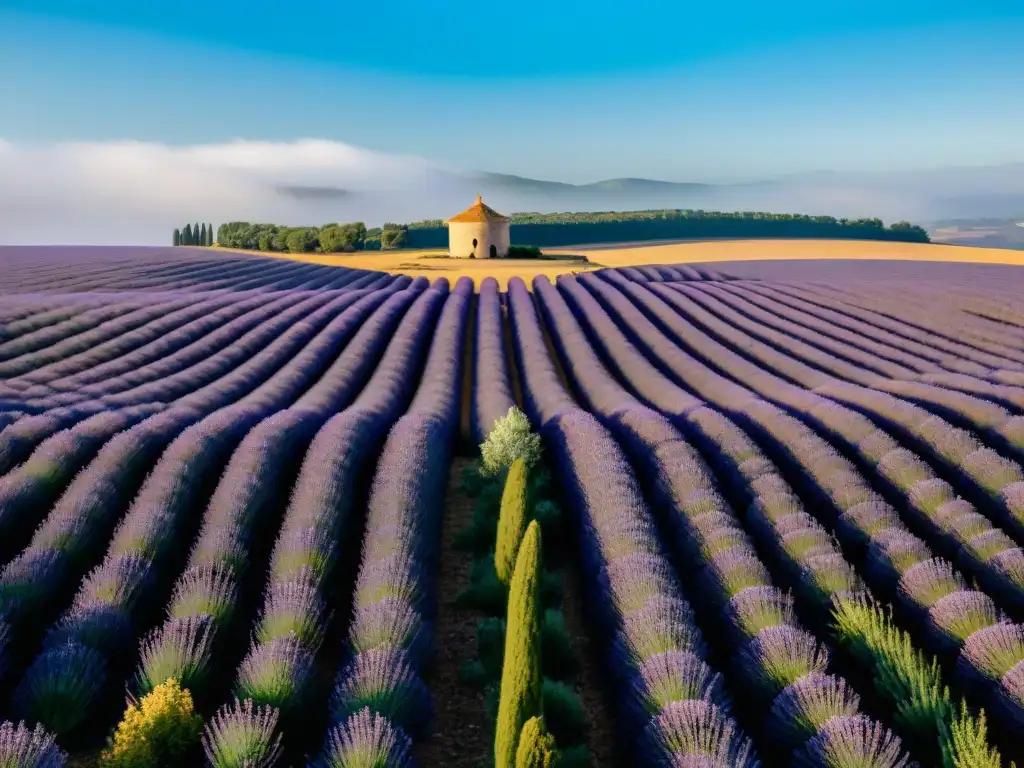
446, 194, 511, 224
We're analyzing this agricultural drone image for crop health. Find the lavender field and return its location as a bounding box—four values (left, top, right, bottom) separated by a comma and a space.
4, 246, 1024, 767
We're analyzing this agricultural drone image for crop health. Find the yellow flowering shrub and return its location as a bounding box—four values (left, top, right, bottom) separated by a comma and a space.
102, 678, 203, 767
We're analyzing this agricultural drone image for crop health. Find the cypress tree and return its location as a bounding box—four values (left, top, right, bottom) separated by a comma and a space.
183, 223, 193, 246
194, 223, 200, 245
200, 223, 207, 247
173, 228, 181, 247
496, 458, 530, 587
495, 521, 543, 768
515, 716, 559, 768
207, 223, 214, 246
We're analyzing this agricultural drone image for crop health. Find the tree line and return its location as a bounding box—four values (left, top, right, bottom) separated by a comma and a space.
173, 223, 215, 247
211, 222, 408, 253
192, 208, 929, 254
402, 209, 931, 248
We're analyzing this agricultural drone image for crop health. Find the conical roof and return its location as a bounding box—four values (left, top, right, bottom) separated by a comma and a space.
446, 194, 510, 224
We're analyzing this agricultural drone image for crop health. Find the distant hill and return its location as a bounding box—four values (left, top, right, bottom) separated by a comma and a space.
928, 216, 1024, 251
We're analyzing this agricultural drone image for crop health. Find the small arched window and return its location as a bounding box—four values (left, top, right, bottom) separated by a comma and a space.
472, 238, 478, 248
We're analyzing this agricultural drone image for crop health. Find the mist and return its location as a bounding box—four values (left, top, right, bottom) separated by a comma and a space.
0, 137, 1021, 245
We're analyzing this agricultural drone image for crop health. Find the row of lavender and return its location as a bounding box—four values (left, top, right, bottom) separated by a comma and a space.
5, 280, 420, 742
0, 271, 462, 763
4, 249, 1024, 765
504, 274, 766, 765
0, 246, 386, 296
585, 266, 1024, 756
528, 274, 915, 765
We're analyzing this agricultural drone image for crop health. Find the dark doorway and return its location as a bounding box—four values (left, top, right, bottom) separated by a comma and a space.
490, 244, 498, 258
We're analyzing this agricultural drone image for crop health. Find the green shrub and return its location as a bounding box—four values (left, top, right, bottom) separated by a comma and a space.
481, 407, 543, 478
516, 716, 560, 767
458, 556, 562, 617
940, 701, 1004, 768
541, 679, 587, 747
477, 617, 507, 681
495, 521, 544, 768
496, 459, 531, 586
558, 745, 592, 768
475, 611, 575, 686
832, 596, 1005, 766
102, 678, 203, 767
540, 610, 578, 681
453, 500, 501, 554
507, 245, 543, 259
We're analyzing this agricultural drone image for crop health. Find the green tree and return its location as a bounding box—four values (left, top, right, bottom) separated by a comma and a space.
380, 227, 408, 249
496, 459, 530, 587
207, 223, 214, 246
194, 223, 201, 244
319, 223, 366, 253
515, 717, 559, 768
183, 224, 193, 246
285, 227, 319, 253
481, 407, 543, 477
199, 224, 207, 247
495, 521, 544, 768
173, 228, 181, 247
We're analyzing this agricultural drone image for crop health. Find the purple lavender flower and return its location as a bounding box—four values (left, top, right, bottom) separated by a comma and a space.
350, 597, 432, 668
725, 587, 795, 641
168, 565, 238, 628
0, 720, 67, 768
13, 641, 107, 737
966, 530, 1016, 563
354, 555, 426, 614
791, 714, 910, 768
203, 698, 283, 768
270, 523, 336, 585
626, 650, 731, 731
330, 648, 432, 739
866, 530, 930, 586
800, 554, 864, 605
765, 673, 861, 752
877, 449, 931, 492
605, 553, 681, 616
734, 626, 830, 702
998, 660, 1024, 727
699, 527, 751, 559
75, 553, 155, 614
315, 708, 416, 768
641, 699, 758, 767
0, 548, 69, 621
963, 448, 1023, 495
137, 614, 215, 695
748, 490, 802, 527
927, 590, 1000, 651
947, 511, 996, 545
611, 596, 706, 672
836, 500, 900, 548
958, 622, 1024, 686
234, 636, 315, 713
705, 552, 771, 602
43, 602, 133, 657
257, 572, 329, 651
898, 558, 965, 609
906, 478, 955, 517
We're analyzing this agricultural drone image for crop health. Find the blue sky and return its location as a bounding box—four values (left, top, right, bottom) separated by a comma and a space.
1, 2, 1023, 181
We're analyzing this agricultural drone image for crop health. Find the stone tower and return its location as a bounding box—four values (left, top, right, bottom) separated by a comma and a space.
446, 194, 511, 259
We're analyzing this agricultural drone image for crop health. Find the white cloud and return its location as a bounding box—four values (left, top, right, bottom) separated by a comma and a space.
0, 138, 465, 245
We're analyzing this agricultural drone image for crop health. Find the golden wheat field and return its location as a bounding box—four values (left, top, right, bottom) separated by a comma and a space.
236, 238, 1024, 288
